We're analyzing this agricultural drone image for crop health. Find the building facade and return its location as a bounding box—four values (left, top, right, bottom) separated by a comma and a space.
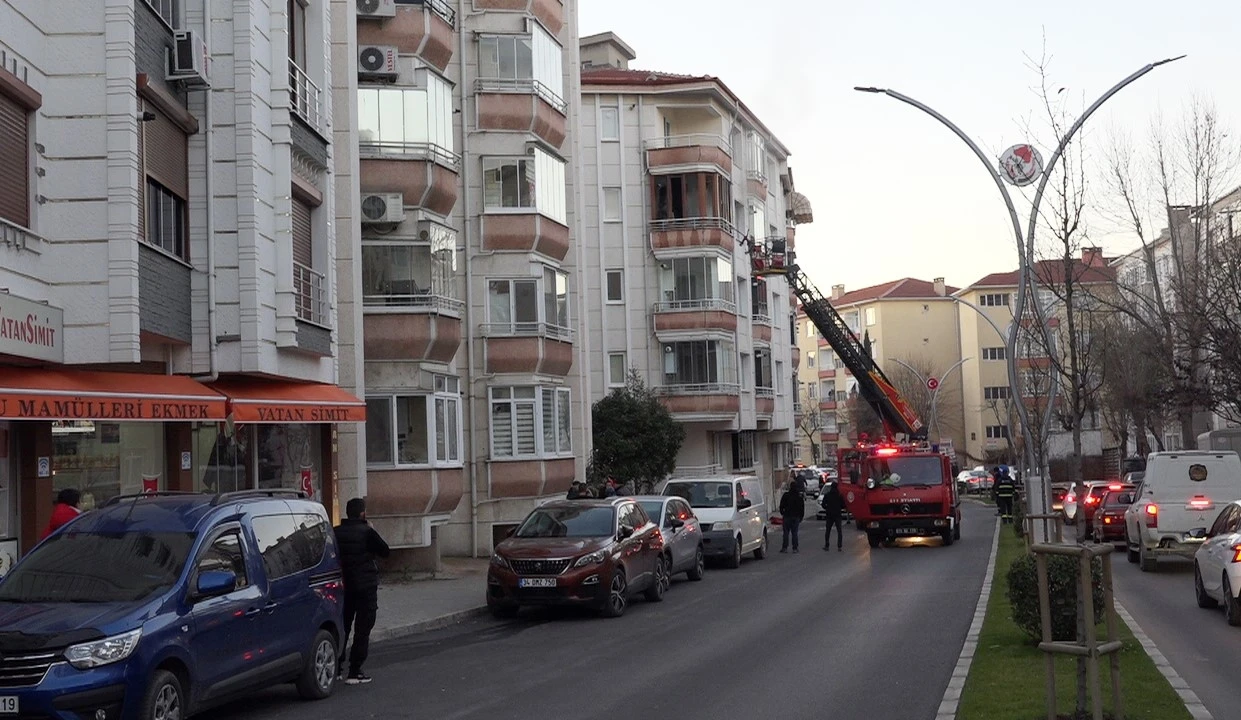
333, 0, 586, 562
793, 308, 829, 463
0, 0, 362, 566
577, 33, 802, 503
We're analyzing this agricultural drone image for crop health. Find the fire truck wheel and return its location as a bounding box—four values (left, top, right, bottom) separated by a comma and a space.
867, 532, 881, 549
953, 522, 961, 541
941, 529, 954, 546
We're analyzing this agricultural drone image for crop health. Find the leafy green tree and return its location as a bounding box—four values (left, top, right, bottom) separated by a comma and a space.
588, 370, 686, 494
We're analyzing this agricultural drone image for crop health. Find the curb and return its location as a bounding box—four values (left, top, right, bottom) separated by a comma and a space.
371, 606, 489, 644
936, 516, 1001, 720
1114, 600, 1214, 720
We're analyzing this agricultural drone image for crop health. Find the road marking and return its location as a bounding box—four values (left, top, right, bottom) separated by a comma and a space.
1114, 600, 1214, 720
936, 516, 999, 720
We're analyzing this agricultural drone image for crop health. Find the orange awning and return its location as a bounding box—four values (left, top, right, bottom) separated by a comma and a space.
208, 378, 366, 423
0, 368, 227, 421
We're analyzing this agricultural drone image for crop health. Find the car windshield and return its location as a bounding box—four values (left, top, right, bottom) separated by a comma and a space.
0, 530, 196, 603
514, 506, 615, 538
1104, 490, 1135, 506
868, 457, 944, 487
665, 482, 733, 508
637, 501, 666, 523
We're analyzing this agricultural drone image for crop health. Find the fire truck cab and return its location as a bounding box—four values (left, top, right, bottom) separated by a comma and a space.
837, 441, 961, 548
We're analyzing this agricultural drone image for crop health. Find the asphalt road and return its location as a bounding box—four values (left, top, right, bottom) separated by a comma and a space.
1112, 549, 1237, 719
202, 503, 997, 720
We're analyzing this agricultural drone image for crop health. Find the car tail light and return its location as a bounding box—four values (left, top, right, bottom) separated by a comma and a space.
1144, 503, 1158, 528
1232, 544, 1241, 563
1189, 496, 1212, 510
1102, 516, 1113, 524
1086, 496, 1099, 505
1065, 493, 1076, 503
1108, 483, 1123, 491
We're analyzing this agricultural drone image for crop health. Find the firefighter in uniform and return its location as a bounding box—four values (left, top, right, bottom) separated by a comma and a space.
994, 467, 1017, 524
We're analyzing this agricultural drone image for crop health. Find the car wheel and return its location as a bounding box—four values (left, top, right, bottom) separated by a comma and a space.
1126, 537, 1139, 564
141, 669, 184, 720
726, 537, 742, 568
867, 532, 881, 548
644, 555, 669, 602
687, 545, 705, 581
601, 570, 628, 618
489, 602, 519, 619
1195, 563, 1219, 609
296, 629, 338, 700
1139, 541, 1157, 572
1225, 575, 1241, 627
753, 530, 768, 560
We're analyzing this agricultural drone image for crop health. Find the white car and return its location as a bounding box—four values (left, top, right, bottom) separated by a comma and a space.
1126, 450, 1241, 572
1193, 500, 1241, 625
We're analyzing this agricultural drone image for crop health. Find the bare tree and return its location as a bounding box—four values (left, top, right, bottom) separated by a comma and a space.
844, 390, 884, 442
1097, 317, 1170, 457
1199, 195, 1241, 423
796, 385, 824, 464
886, 354, 964, 446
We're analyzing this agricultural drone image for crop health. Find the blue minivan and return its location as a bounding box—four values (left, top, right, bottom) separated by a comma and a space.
0, 489, 344, 720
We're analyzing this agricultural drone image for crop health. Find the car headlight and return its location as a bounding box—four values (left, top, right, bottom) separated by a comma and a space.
712, 520, 733, 531
65, 629, 142, 670
573, 550, 606, 568
489, 553, 510, 569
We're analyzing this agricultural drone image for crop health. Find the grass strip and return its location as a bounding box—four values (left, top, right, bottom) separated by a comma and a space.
956, 526, 1192, 720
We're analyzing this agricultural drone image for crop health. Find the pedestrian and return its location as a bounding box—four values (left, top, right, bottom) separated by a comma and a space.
334, 498, 391, 685
820, 482, 845, 552
779, 479, 805, 553
566, 481, 584, 499
617, 479, 635, 496
41, 488, 82, 541
994, 468, 1017, 525
603, 478, 618, 497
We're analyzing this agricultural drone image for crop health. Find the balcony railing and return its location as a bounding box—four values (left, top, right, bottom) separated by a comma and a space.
653, 382, 741, 396
756, 387, 775, 398
752, 304, 772, 325
359, 141, 461, 169
643, 133, 731, 154
288, 60, 324, 135
474, 77, 567, 113
400, 0, 456, 25
479, 322, 574, 342
294, 262, 328, 326
747, 168, 768, 184
652, 298, 737, 314
363, 292, 464, 314
649, 216, 737, 235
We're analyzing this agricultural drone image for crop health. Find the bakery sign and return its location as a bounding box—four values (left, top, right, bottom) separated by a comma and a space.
0, 294, 63, 364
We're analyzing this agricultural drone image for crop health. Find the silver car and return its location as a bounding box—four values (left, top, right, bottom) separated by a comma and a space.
635, 495, 706, 582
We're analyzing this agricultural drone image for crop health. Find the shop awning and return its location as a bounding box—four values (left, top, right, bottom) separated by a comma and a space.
0, 368, 228, 421
208, 378, 366, 423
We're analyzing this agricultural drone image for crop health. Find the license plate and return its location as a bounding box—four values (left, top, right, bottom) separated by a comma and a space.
518, 577, 557, 588
0, 696, 16, 714
895, 528, 923, 536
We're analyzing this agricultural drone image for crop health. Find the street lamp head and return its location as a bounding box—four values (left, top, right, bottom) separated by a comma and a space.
853, 86, 885, 94
1153, 54, 1187, 67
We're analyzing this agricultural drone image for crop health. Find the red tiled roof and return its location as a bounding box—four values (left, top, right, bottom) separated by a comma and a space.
965, 259, 1115, 289
831, 278, 959, 306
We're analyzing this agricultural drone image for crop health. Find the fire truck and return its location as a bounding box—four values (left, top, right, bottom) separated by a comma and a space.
744, 235, 960, 547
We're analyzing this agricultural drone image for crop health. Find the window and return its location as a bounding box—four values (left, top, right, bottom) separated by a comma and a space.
985, 425, 1010, 440
605, 269, 624, 303
732, 431, 756, 470
608, 352, 627, 386
659, 256, 734, 307
478, 23, 564, 107
250, 513, 330, 580
983, 386, 1011, 401
651, 172, 732, 222
746, 131, 767, 182
752, 278, 769, 317
146, 180, 187, 259
806, 351, 815, 368
543, 267, 570, 331
140, 104, 189, 260
482, 149, 567, 224
749, 203, 766, 238
820, 380, 832, 398
844, 311, 859, 333
979, 293, 1010, 307
807, 383, 817, 399
361, 224, 457, 307
0, 84, 33, 229
1021, 371, 1049, 397
365, 383, 463, 467
357, 79, 455, 159
982, 346, 1007, 361
490, 386, 571, 458
836, 390, 848, 402
775, 361, 785, 394
196, 531, 249, 589
288, 0, 307, 68
754, 348, 773, 390
600, 107, 619, 141
663, 340, 737, 386
603, 187, 621, 221
864, 307, 877, 327
488, 278, 538, 332
144, 0, 178, 27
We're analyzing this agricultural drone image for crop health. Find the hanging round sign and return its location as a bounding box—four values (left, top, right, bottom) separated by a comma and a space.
998, 144, 1044, 187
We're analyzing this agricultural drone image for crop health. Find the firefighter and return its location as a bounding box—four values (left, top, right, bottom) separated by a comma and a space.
994, 466, 1017, 524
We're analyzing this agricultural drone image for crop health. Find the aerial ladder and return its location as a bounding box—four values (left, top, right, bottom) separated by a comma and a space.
744, 234, 925, 442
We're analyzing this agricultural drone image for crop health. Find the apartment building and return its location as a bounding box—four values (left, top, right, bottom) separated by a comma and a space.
334, 0, 586, 562
794, 309, 829, 463
817, 278, 965, 462
576, 32, 804, 502
0, 0, 360, 562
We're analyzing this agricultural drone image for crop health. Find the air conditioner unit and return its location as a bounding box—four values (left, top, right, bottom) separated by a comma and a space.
168, 30, 211, 87
360, 193, 405, 224
356, 0, 396, 18
357, 45, 399, 79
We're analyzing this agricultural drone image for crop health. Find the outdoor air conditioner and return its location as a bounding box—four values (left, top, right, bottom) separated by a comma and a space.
355, 0, 396, 18
358, 45, 399, 79
360, 193, 405, 224
168, 30, 211, 87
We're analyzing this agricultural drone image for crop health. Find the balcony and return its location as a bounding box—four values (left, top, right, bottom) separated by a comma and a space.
294, 262, 327, 327
475, 78, 567, 148
793, 400, 803, 415
481, 213, 570, 261
654, 383, 741, 421
819, 399, 837, 411
473, 0, 564, 35
480, 323, 574, 376
652, 298, 738, 337
359, 148, 459, 218
649, 217, 736, 254
288, 60, 324, 136
645, 134, 732, 175
755, 386, 775, 416
818, 367, 836, 379
746, 168, 767, 199
357, 0, 455, 72
363, 311, 461, 363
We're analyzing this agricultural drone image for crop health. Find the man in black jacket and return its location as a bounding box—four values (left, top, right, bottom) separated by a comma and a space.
779, 479, 806, 553
334, 498, 391, 685
820, 482, 845, 551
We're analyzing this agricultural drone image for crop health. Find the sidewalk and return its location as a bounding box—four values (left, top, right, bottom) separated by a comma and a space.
370, 557, 491, 643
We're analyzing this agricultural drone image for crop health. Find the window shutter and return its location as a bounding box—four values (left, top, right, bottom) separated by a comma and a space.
0, 94, 29, 227
292, 197, 312, 267
143, 107, 188, 199
491, 402, 513, 457
541, 388, 555, 453
137, 111, 146, 240
516, 402, 536, 455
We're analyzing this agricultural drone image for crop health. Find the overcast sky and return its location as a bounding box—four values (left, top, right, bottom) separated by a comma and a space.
579, 0, 1241, 291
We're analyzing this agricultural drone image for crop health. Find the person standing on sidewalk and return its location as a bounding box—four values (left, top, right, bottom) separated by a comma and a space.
334, 498, 391, 685
820, 482, 845, 552
994, 469, 1017, 525
779, 479, 805, 553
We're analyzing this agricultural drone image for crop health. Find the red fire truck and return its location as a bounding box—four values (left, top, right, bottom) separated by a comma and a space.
837, 440, 961, 547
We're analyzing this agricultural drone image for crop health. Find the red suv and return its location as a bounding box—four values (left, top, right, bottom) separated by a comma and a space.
1092, 484, 1137, 543
487, 498, 666, 619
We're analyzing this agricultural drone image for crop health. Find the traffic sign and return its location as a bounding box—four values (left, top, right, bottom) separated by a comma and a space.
999, 143, 1044, 187
926, 377, 939, 391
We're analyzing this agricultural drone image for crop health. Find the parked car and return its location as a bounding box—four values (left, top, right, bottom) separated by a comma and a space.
791, 467, 822, 497
1091, 484, 1136, 544
634, 496, 706, 582
0, 490, 343, 720
659, 476, 768, 568
1126, 451, 1241, 572
1193, 500, 1241, 624
957, 469, 990, 495
487, 498, 666, 619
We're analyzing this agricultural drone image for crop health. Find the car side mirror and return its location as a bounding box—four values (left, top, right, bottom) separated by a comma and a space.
737, 498, 752, 510
618, 526, 635, 540
196, 570, 237, 599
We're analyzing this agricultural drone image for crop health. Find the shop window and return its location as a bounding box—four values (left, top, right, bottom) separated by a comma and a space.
196, 424, 252, 494
257, 425, 323, 500
52, 421, 165, 509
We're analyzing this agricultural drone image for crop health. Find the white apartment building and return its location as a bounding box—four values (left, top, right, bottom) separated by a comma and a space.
577, 32, 802, 501
0, 0, 362, 561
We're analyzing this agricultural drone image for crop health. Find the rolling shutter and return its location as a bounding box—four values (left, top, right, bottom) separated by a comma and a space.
292, 197, 312, 267
143, 106, 188, 199
0, 94, 29, 227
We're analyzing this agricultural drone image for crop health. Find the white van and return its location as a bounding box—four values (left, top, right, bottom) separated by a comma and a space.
1125, 450, 1241, 571
658, 476, 768, 568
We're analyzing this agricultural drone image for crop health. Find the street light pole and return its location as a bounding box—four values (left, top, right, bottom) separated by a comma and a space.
930, 356, 971, 444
